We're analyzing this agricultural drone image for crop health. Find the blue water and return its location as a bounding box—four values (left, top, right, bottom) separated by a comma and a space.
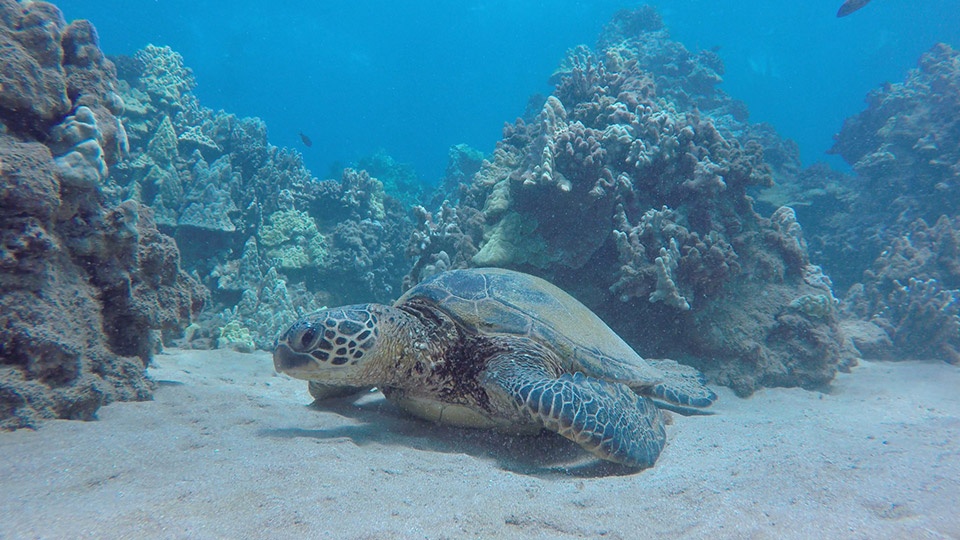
55, 0, 960, 182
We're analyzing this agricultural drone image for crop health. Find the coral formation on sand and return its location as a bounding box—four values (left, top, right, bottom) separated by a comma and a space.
217, 320, 256, 354
0, 2, 202, 429
407, 7, 848, 394
780, 43, 960, 363
842, 216, 960, 363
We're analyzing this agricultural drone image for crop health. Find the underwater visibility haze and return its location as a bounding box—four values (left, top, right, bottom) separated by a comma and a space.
52, 0, 960, 179
1, 0, 960, 537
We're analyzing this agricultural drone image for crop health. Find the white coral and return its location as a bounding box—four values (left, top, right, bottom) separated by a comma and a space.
649, 237, 691, 310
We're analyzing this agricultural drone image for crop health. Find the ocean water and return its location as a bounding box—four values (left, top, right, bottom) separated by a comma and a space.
4, 2, 960, 534
54, 0, 960, 182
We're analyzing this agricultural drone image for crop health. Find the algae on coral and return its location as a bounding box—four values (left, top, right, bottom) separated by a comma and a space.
259, 208, 327, 269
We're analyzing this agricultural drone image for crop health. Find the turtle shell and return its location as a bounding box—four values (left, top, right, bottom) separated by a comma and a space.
396, 267, 663, 386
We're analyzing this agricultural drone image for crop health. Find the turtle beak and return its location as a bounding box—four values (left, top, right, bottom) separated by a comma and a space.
273, 342, 314, 374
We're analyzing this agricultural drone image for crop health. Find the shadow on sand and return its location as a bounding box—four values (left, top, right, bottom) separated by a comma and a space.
258, 392, 642, 478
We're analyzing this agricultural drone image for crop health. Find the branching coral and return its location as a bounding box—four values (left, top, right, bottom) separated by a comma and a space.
611, 205, 686, 304
611, 204, 739, 309
766, 206, 809, 275
843, 216, 960, 363
404, 202, 482, 289
649, 238, 690, 310
339, 168, 386, 220
881, 278, 960, 363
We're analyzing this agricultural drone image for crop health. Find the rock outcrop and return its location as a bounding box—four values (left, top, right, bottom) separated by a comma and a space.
0, 2, 201, 429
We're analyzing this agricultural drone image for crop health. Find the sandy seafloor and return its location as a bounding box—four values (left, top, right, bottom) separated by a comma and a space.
1, 349, 958, 539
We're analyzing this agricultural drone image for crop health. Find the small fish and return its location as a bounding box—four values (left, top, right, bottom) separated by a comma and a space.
299, 132, 313, 148
837, 0, 872, 17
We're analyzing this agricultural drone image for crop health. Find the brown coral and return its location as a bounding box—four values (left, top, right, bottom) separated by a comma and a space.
0, 0, 70, 135
0, 5, 202, 429
0, 132, 200, 429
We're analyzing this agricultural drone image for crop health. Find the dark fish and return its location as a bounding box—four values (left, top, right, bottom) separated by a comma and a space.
837, 0, 872, 17
299, 132, 313, 148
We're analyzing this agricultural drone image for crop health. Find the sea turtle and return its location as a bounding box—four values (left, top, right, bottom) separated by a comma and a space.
274, 268, 716, 468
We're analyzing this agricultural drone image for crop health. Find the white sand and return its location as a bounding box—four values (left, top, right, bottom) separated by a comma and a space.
1, 348, 958, 539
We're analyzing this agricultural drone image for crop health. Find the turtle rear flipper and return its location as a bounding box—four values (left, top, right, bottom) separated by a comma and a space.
485, 359, 666, 468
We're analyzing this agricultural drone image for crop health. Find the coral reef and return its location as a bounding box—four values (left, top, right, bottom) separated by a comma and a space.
356, 149, 422, 208
783, 42, 960, 364
101, 44, 416, 349
0, 2, 201, 429
843, 216, 960, 363
259, 208, 327, 270
406, 7, 847, 394
810, 43, 960, 291
831, 43, 960, 226
432, 143, 485, 206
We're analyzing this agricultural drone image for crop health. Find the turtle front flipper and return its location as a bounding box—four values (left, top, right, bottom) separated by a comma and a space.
644, 358, 717, 411
484, 356, 666, 468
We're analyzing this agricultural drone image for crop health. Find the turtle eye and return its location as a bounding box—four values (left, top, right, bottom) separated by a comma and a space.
299, 326, 317, 349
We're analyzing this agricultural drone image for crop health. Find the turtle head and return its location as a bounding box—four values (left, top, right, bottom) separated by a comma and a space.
274, 304, 388, 384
